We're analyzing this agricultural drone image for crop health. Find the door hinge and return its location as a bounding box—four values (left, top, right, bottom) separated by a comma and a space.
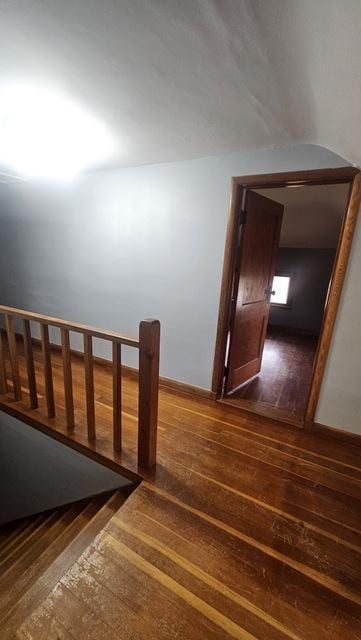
223, 365, 229, 379
239, 209, 247, 225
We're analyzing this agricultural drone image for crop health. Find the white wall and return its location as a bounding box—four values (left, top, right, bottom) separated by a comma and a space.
316, 208, 361, 433
0, 143, 359, 433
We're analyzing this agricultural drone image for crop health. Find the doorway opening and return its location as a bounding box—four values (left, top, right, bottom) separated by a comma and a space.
212, 168, 361, 427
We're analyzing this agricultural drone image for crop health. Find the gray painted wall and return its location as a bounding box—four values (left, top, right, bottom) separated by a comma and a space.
0, 144, 360, 434
269, 248, 336, 334
0, 412, 130, 525
316, 211, 361, 433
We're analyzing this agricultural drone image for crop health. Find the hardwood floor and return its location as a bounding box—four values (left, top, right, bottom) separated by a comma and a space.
0, 489, 132, 639
223, 327, 319, 424
1, 346, 361, 638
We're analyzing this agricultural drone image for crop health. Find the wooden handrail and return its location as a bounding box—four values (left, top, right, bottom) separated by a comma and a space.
0, 306, 160, 470
0, 305, 139, 347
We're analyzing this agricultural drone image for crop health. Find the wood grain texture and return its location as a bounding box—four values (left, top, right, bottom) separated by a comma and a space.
138, 319, 160, 469
0, 490, 131, 640
313, 421, 361, 448
40, 324, 55, 418
212, 178, 241, 394
5, 314, 22, 400
0, 309, 160, 462
61, 328, 75, 428
232, 167, 359, 188
112, 342, 122, 452
0, 331, 8, 394
224, 328, 318, 424
83, 334, 96, 440
0, 342, 360, 639
22, 320, 38, 409
212, 168, 361, 432
5, 333, 215, 401
0, 304, 139, 347
225, 191, 283, 392
305, 172, 361, 425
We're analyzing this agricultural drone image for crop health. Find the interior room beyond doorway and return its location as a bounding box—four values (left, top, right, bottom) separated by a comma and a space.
221, 181, 351, 425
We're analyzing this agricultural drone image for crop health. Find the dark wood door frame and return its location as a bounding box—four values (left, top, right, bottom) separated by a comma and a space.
212, 166, 361, 428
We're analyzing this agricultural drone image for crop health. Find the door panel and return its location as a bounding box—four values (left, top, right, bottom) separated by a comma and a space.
225, 190, 283, 394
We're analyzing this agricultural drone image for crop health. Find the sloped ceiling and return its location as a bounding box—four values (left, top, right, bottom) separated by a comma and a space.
0, 0, 360, 170
254, 183, 350, 248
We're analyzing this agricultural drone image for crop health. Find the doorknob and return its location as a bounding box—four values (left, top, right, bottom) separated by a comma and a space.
264, 287, 275, 302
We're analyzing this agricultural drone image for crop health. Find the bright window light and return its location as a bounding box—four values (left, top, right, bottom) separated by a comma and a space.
272, 275, 291, 305
0, 84, 116, 180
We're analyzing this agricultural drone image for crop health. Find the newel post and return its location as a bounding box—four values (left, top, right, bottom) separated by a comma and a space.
138, 319, 160, 469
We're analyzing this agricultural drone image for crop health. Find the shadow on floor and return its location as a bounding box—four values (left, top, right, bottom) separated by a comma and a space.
224, 327, 319, 423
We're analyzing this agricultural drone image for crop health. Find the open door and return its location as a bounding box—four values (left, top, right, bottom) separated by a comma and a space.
225, 190, 283, 394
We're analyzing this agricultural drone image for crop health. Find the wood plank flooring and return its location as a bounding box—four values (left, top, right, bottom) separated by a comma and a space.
223, 327, 319, 424
1, 346, 361, 639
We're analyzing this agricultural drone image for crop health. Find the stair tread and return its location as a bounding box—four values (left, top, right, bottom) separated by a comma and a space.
0, 492, 115, 616
0, 489, 130, 639
0, 510, 65, 578
0, 513, 56, 565
0, 517, 36, 551
0, 499, 97, 586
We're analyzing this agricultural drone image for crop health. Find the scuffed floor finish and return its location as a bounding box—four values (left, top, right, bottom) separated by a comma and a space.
1, 347, 361, 638
223, 328, 319, 424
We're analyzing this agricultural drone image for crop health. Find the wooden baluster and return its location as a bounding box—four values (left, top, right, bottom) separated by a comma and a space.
83, 334, 95, 440
40, 324, 55, 418
0, 330, 8, 394
112, 342, 122, 452
138, 319, 160, 469
5, 314, 22, 400
61, 328, 74, 428
22, 319, 38, 409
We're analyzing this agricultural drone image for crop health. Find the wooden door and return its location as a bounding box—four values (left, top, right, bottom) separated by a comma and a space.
225, 190, 283, 394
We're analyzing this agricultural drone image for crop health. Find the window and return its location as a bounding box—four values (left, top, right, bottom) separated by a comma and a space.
271, 273, 292, 307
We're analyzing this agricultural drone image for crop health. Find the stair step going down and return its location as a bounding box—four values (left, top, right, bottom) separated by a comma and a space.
0, 488, 132, 637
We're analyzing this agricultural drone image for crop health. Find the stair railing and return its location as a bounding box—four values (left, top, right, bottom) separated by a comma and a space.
0, 305, 160, 469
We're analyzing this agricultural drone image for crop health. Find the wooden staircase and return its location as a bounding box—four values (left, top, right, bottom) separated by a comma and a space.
0, 488, 131, 638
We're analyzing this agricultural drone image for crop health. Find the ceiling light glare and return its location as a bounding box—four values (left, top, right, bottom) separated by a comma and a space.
0, 84, 116, 180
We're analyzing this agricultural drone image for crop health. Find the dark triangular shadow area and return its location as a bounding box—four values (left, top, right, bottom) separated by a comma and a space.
0, 411, 133, 525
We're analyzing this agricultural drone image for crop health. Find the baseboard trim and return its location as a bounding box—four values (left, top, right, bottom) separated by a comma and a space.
313, 421, 361, 448
3, 331, 360, 435
12, 333, 217, 402
159, 376, 217, 400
